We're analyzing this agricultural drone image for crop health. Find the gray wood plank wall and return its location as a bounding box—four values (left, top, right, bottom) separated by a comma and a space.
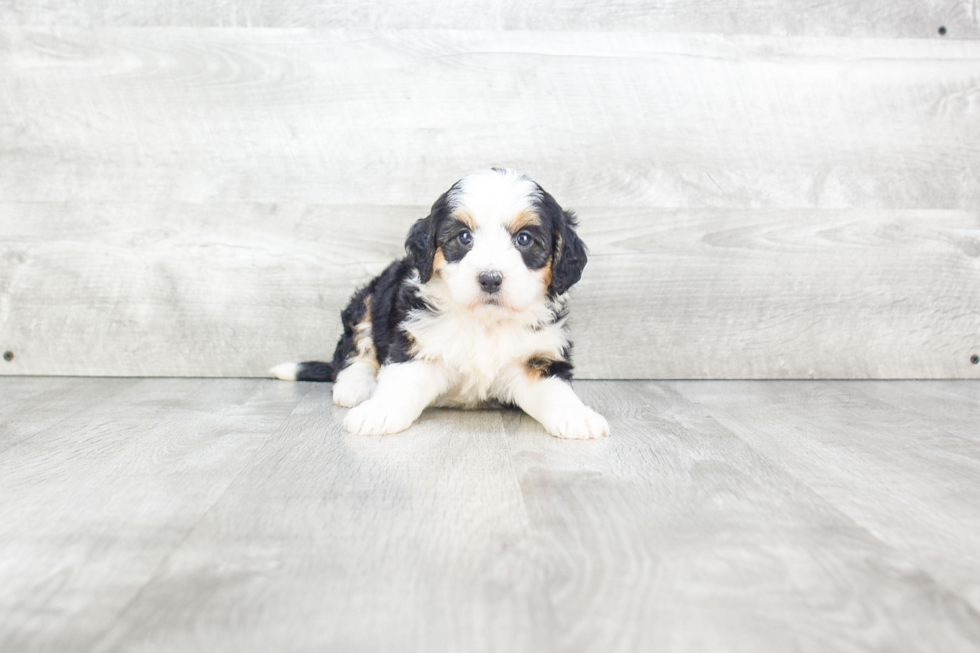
1, 4, 978, 379
1, 1, 977, 38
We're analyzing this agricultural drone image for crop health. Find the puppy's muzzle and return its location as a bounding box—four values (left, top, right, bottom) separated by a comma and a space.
478, 270, 504, 295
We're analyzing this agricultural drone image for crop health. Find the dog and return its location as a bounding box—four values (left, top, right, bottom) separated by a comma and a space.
271, 168, 609, 439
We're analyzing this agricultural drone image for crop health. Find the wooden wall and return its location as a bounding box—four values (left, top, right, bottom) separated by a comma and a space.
1, 2, 978, 379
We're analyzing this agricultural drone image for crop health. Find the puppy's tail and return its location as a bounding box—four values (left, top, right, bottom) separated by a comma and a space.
269, 361, 336, 382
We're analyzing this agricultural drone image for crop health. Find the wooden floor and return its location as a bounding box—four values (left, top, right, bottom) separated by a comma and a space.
1, 378, 978, 652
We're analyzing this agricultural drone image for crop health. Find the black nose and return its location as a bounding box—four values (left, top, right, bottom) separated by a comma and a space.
478, 270, 503, 294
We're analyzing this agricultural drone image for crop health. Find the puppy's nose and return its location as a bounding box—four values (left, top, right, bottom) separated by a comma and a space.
478, 270, 503, 294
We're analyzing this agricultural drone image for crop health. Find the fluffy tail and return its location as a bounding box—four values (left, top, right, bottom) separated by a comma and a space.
269, 361, 336, 382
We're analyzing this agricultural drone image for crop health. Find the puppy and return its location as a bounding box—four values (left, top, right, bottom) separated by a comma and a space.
271, 168, 609, 439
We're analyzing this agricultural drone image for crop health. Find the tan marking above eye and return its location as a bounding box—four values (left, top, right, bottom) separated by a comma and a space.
451, 210, 478, 230
508, 210, 542, 233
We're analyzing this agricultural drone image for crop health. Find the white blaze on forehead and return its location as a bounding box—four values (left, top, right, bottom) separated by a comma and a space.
449, 169, 541, 229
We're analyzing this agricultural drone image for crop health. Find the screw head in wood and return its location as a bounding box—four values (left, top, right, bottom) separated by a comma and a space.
972, 354, 979, 365
2, 351, 12, 362
938, 26, 947, 36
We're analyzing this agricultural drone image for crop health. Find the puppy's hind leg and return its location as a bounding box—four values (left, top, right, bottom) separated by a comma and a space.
333, 293, 381, 407
333, 359, 378, 407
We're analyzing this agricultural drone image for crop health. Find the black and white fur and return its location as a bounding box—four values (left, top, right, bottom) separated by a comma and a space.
271, 168, 609, 439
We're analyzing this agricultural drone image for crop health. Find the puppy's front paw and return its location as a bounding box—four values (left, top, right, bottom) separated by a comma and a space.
343, 400, 417, 436
542, 406, 609, 440
332, 377, 376, 408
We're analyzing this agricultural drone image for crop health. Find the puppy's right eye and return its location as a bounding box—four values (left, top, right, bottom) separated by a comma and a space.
458, 231, 473, 246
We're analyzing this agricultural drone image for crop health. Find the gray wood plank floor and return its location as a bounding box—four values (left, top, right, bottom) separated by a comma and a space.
1, 378, 978, 652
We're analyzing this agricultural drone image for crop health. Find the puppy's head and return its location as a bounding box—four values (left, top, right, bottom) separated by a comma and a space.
406, 168, 587, 313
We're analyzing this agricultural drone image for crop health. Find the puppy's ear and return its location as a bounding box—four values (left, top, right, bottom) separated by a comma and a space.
405, 216, 436, 283
405, 189, 450, 284
548, 203, 588, 296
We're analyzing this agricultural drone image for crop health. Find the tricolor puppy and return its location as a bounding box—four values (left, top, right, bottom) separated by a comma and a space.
271, 168, 609, 439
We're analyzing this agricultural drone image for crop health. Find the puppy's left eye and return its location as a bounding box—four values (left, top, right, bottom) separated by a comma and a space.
515, 232, 532, 247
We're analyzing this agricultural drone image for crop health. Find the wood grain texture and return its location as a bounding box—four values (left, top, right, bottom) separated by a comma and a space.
3, 26, 979, 379
505, 380, 980, 651
2, 203, 978, 379
91, 385, 550, 653
0, 378, 309, 653
0, 376, 132, 453
2, 28, 980, 209
672, 380, 980, 611
2, 377, 980, 652
0, 0, 977, 39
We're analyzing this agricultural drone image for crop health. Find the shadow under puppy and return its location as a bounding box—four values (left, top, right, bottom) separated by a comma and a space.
272, 168, 609, 439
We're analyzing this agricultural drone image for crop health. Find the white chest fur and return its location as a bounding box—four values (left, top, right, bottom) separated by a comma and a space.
403, 300, 569, 407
